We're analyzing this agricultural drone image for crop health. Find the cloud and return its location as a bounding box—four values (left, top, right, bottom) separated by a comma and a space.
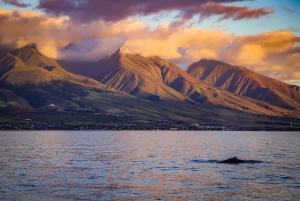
277, 27, 300, 33
195, 2, 274, 21
2, 0, 31, 8
0, 9, 68, 58
217, 31, 300, 84
121, 24, 299, 85
210, 24, 229, 32
121, 24, 231, 60
0, 9, 146, 59
220, 31, 300, 65
282, 6, 294, 12
169, 18, 192, 28
59, 38, 127, 61
36, 0, 272, 23
0, 8, 299, 85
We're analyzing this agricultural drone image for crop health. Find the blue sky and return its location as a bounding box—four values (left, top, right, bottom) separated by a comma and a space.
136, 0, 300, 36
1, 0, 299, 36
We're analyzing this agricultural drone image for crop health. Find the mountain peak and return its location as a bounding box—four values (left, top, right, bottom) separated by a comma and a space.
9, 44, 59, 68
118, 48, 147, 58
102, 48, 124, 59
195, 59, 253, 73
100, 48, 150, 63
26, 43, 37, 49
10, 44, 40, 58
198, 58, 229, 66
109, 48, 121, 56
16, 43, 39, 54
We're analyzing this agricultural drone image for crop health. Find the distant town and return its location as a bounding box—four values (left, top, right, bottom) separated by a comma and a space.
1, 122, 299, 131
1, 107, 300, 131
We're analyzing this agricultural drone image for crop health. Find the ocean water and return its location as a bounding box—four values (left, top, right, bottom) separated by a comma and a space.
0, 131, 299, 200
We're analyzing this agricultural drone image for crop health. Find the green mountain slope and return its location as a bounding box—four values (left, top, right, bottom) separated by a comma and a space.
0, 89, 29, 107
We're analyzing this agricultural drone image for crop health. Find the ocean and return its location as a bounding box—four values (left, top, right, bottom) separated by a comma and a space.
0, 131, 299, 200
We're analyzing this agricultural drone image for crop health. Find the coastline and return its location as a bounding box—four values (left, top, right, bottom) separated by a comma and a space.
1, 123, 299, 131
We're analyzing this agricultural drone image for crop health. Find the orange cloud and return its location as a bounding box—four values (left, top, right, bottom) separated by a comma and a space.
121, 25, 231, 60
0, 9, 68, 58
0, 9, 146, 59
0, 8, 299, 85
196, 2, 274, 21
220, 31, 300, 84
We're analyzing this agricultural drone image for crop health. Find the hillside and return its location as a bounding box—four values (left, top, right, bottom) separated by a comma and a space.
1, 45, 299, 125
0, 89, 29, 107
0, 45, 154, 113
84, 50, 188, 102
6, 44, 107, 88
1, 45, 274, 125
57, 60, 94, 76
70, 50, 292, 116
186, 59, 300, 111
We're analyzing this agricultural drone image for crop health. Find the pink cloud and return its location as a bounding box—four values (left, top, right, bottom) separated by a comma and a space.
195, 2, 274, 21
282, 6, 294, 12
2, 0, 31, 8
36, 0, 272, 23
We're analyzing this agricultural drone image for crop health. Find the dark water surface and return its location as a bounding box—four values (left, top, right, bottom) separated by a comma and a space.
0, 131, 299, 200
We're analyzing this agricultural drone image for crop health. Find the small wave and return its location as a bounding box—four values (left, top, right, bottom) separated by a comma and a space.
243, 160, 263, 164
190, 159, 219, 163
155, 166, 181, 171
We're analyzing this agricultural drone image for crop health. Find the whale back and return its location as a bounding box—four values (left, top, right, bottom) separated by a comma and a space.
218, 157, 245, 164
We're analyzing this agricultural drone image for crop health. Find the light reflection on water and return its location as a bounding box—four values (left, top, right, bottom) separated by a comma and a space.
0, 131, 300, 200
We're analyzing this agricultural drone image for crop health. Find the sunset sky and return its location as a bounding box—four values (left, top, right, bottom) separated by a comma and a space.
0, 0, 299, 85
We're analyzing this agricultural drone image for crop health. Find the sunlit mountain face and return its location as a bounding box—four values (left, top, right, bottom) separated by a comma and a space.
0, 44, 299, 120
0, 0, 299, 124
186, 59, 300, 110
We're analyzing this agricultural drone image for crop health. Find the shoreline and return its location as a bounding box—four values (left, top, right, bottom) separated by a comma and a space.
1, 123, 299, 131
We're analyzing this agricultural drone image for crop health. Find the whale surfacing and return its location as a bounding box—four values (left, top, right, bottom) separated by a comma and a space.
218, 157, 245, 164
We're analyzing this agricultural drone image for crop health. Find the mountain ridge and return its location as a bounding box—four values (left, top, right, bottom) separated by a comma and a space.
1, 45, 250, 124
67, 49, 297, 116
85, 49, 189, 102
0, 45, 299, 124
186, 59, 300, 110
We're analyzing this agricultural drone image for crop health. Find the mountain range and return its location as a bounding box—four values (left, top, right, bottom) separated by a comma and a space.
186, 59, 300, 110
0, 44, 299, 125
